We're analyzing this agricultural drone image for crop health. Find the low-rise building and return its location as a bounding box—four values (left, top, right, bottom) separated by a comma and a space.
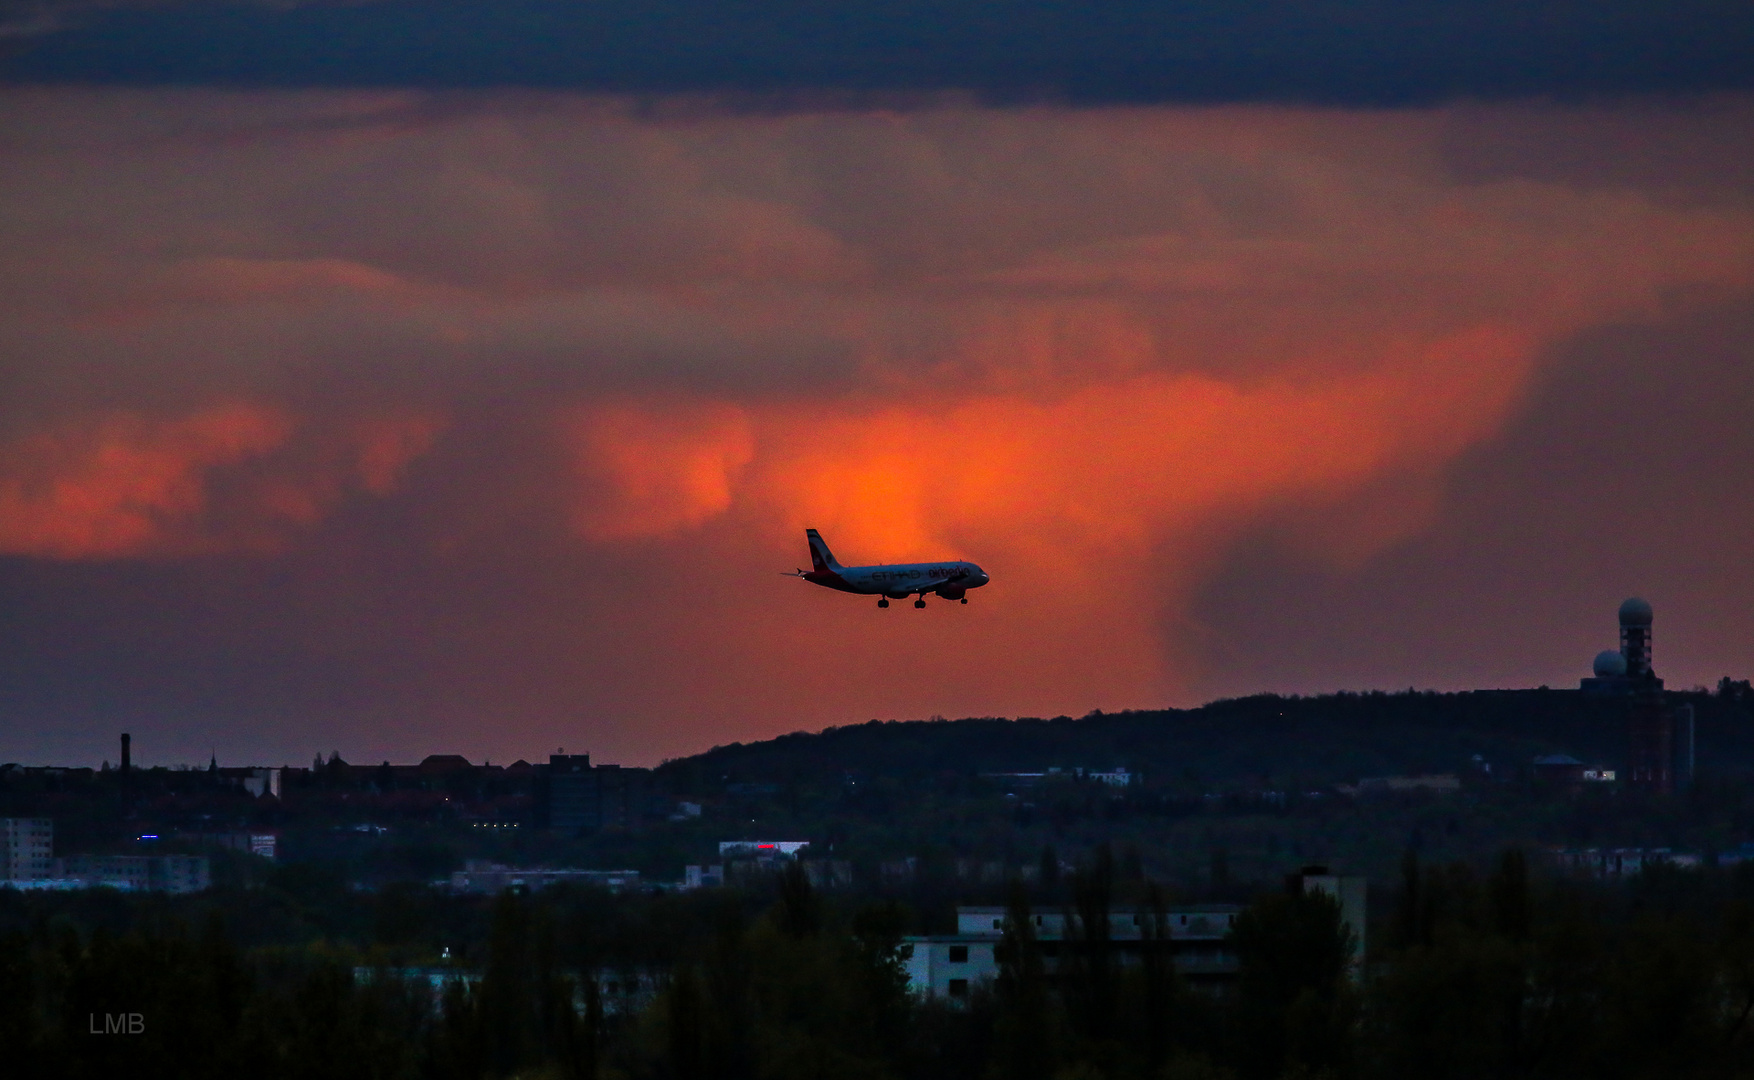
682, 859, 844, 891
1336, 774, 1461, 797
718, 840, 810, 859
683, 864, 725, 889
176, 831, 278, 860
449, 861, 641, 894
980, 768, 1137, 788
902, 935, 1002, 1000
902, 903, 1246, 1000
55, 854, 211, 893
1551, 846, 1701, 877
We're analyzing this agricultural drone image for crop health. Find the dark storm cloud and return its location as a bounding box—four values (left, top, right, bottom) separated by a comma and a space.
1189, 295, 1754, 700
3, 0, 1752, 104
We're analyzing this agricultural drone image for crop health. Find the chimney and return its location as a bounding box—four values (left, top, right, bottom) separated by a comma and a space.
120, 733, 131, 774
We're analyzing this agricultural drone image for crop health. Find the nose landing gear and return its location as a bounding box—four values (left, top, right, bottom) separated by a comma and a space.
877, 598, 889, 608
914, 598, 927, 608
961, 597, 968, 604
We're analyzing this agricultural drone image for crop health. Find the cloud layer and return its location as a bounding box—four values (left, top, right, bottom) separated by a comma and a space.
0, 91, 1750, 765
5, 1, 1753, 104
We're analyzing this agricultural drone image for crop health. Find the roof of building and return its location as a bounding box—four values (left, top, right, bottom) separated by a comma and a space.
419, 755, 474, 772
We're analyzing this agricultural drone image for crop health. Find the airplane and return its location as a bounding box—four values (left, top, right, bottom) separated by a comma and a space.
785, 528, 990, 608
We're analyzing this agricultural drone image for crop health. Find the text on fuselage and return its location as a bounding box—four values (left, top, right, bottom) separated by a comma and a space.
869, 567, 958, 581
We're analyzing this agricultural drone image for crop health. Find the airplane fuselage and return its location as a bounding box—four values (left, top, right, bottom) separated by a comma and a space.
804, 560, 988, 598
793, 528, 990, 605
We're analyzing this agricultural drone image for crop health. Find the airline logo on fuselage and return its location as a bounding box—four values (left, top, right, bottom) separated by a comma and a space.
869, 566, 963, 582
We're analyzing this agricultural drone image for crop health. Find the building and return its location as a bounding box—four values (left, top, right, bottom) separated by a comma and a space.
1580, 598, 1663, 696
55, 855, 211, 893
177, 832, 278, 860
211, 766, 284, 798
1551, 847, 1701, 878
539, 755, 651, 834
1293, 867, 1368, 974
1, 818, 54, 881
713, 840, 814, 884
902, 903, 1247, 1000
1579, 598, 1694, 793
670, 801, 703, 821
802, 860, 854, 889
718, 840, 810, 859
1532, 754, 1585, 785
683, 864, 726, 889
449, 860, 641, 894
1337, 774, 1461, 797
153, 855, 212, 893
981, 768, 1137, 788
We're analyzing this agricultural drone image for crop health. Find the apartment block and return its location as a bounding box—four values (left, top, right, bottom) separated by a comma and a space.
1, 818, 54, 881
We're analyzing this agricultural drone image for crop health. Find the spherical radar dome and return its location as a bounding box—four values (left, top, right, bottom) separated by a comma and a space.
1593, 650, 1628, 678
1618, 597, 1654, 626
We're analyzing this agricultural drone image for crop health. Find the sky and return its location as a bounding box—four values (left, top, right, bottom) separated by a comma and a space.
1, 4, 1751, 768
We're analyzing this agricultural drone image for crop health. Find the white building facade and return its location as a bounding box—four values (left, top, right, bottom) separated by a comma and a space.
1, 818, 54, 881
902, 904, 1246, 1000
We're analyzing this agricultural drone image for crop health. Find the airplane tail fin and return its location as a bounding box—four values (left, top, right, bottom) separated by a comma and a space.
805, 528, 841, 572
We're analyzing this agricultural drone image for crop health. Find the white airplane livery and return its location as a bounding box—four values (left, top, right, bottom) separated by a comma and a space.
787, 529, 990, 608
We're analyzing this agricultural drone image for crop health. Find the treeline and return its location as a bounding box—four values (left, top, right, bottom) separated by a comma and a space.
662, 685, 1754, 796
8, 854, 1754, 1079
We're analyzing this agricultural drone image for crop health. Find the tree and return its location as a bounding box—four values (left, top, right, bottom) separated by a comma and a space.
988, 883, 1056, 1080
1231, 888, 1356, 1080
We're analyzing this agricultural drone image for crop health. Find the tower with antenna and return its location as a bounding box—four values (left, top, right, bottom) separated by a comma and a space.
1618, 597, 1655, 680
1579, 597, 1691, 794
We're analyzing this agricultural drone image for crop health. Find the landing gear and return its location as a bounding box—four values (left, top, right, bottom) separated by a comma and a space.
877, 598, 889, 608
960, 597, 968, 604
914, 599, 927, 608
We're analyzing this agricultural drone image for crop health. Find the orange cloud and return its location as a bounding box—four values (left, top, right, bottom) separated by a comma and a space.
748, 325, 1532, 565
0, 407, 444, 558
570, 400, 755, 541
354, 413, 445, 495
0, 404, 291, 558
561, 328, 1541, 708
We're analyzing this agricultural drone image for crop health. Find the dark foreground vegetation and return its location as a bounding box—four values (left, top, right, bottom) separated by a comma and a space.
9, 851, 1754, 1080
